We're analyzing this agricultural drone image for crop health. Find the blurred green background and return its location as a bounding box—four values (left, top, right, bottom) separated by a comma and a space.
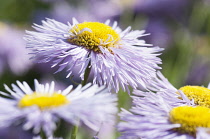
0, 0, 210, 138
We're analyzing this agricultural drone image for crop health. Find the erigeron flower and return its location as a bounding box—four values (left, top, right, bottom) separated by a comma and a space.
118, 71, 210, 138
25, 18, 163, 93
118, 90, 210, 139
148, 71, 210, 107
0, 80, 117, 137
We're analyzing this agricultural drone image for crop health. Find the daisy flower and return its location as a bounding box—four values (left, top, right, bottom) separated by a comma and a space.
118, 90, 210, 139
149, 71, 210, 108
0, 80, 117, 137
25, 18, 163, 93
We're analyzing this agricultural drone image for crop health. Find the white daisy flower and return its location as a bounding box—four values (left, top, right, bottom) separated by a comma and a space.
0, 80, 117, 137
25, 18, 163, 93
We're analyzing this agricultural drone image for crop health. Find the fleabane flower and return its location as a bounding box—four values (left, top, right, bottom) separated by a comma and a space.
0, 80, 117, 137
149, 71, 210, 107
25, 18, 163, 93
118, 90, 210, 139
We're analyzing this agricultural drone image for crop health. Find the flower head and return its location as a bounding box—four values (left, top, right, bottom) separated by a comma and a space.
0, 80, 117, 137
118, 72, 210, 139
148, 71, 210, 107
25, 18, 163, 93
118, 90, 210, 139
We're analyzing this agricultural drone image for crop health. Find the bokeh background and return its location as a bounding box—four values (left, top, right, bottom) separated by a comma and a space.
0, 0, 210, 138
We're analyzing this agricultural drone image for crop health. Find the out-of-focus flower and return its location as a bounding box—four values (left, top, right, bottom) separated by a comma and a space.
50, 0, 122, 23
118, 89, 210, 139
133, 0, 190, 21
145, 19, 172, 48
49, 1, 90, 23
185, 62, 210, 85
86, 0, 122, 21
0, 126, 33, 139
0, 80, 117, 137
33, 135, 63, 139
133, 0, 191, 50
0, 23, 32, 75
25, 18, 163, 93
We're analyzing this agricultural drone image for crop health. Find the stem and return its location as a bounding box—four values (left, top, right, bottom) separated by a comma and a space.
81, 61, 91, 86
40, 130, 47, 139
71, 125, 79, 139
71, 61, 91, 139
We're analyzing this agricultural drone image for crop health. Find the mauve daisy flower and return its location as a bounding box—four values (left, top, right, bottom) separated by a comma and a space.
118, 90, 210, 139
25, 18, 163, 93
149, 71, 210, 108
0, 80, 117, 137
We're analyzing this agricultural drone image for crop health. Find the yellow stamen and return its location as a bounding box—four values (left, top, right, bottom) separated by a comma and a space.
169, 106, 210, 135
68, 22, 120, 53
179, 86, 210, 108
18, 92, 69, 110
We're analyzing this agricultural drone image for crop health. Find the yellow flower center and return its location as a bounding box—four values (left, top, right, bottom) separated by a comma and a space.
179, 86, 210, 107
169, 106, 210, 135
18, 92, 69, 110
68, 22, 120, 53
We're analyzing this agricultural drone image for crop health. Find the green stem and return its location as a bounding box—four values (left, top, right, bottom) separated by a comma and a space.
71, 125, 79, 139
70, 61, 91, 139
40, 130, 47, 139
81, 61, 91, 86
